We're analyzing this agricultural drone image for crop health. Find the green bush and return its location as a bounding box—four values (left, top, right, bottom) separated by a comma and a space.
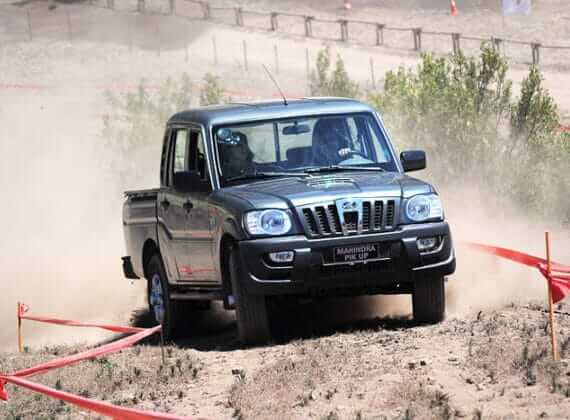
368, 45, 569, 221
200, 73, 226, 106
101, 74, 193, 186
309, 47, 360, 98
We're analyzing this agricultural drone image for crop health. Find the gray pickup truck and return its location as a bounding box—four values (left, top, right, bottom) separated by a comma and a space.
122, 98, 455, 345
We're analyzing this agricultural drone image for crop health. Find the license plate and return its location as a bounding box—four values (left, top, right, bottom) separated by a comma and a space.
333, 243, 381, 263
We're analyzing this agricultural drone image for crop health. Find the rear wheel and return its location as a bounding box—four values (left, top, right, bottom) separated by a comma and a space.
228, 246, 270, 346
147, 255, 178, 340
412, 276, 445, 324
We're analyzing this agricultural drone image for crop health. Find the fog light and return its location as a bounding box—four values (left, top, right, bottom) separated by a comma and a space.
417, 237, 438, 252
268, 251, 294, 264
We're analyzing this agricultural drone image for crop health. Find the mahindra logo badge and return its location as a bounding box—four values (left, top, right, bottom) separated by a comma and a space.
335, 198, 364, 234
342, 201, 357, 210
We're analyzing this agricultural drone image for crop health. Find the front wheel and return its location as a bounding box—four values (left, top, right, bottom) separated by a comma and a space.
147, 255, 178, 340
228, 247, 270, 346
412, 276, 445, 324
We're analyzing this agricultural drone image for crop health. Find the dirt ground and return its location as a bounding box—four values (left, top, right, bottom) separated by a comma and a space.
1, 0, 570, 418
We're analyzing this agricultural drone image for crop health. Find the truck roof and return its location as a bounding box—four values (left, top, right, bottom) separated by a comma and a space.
168, 97, 376, 127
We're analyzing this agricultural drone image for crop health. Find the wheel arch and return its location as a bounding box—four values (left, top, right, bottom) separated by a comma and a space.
142, 239, 160, 279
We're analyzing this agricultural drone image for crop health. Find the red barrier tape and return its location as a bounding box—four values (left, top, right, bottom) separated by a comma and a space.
6, 325, 161, 381
1, 306, 198, 419
19, 314, 146, 334
462, 242, 570, 303
0, 375, 194, 420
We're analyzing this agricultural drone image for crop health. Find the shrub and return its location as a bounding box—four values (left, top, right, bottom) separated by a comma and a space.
309, 47, 360, 98
368, 45, 569, 220
101, 73, 193, 187
200, 73, 226, 106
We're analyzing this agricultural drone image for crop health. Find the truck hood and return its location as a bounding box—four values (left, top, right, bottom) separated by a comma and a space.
224, 172, 433, 209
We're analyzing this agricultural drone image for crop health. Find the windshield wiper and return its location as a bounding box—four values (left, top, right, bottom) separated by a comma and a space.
226, 172, 309, 183
302, 165, 385, 174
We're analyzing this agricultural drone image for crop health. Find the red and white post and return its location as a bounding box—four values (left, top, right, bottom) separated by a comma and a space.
545, 232, 559, 361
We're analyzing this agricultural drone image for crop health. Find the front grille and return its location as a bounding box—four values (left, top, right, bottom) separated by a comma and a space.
300, 198, 398, 238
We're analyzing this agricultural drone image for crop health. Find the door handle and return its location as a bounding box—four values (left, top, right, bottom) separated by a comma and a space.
183, 200, 194, 213
160, 199, 170, 210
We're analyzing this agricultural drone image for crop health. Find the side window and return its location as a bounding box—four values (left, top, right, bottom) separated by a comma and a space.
173, 129, 189, 173
189, 130, 209, 181
160, 129, 170, 186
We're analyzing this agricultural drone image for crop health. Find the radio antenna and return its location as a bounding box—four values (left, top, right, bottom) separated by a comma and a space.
262, 64, 288, 106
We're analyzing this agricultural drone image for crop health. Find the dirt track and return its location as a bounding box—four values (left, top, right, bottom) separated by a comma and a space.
1, 0, 570, 418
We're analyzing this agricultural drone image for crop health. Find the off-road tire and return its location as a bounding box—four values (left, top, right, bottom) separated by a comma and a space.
147, 255, 179, 341
412, 276, 445, 324
228, 246, 270, 346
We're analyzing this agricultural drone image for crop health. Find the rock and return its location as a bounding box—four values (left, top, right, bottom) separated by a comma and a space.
476, 383, 485, 391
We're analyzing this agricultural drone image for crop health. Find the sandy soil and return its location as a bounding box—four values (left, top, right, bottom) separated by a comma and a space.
0, 1, 570, 418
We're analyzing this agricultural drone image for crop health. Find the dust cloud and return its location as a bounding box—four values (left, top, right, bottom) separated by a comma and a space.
0, 90, 151, 352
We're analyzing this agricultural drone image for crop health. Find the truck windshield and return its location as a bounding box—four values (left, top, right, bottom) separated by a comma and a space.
215, 112, 398, 182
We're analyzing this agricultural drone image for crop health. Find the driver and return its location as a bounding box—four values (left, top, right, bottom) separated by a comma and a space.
312, 117, 354, 166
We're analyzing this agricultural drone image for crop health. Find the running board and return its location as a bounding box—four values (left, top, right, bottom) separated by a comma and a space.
170, 289, 224, 301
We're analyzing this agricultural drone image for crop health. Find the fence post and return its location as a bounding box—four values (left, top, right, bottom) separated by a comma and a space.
212, 36, 218, 65
531, 42, 541, 65
376, 23, 385, 46
242, 39, 248, 71
169, 0, 175, 15
452, 32, 461, 54
491, 36, 503, 53
26, 9, 33, 41
304, 16, 313, 37
339, 19, 348, 42
305, 47, 310, 82
413, 28, 422, 51
235, 8, 244, 26
369, 57, 376, 89
107, 0, 114, 9
137, 0, 145, 13
201, 1, 211, 19
270, 12, 278, 31
274, 44, 279, 74
66, 10, 72, 42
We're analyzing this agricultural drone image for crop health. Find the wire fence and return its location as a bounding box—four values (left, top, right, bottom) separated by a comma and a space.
2, 0, 570, 71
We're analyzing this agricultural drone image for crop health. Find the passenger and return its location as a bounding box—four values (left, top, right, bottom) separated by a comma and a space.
221, 132, 256, 178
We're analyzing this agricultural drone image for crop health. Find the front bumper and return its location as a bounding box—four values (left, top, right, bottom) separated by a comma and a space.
237, 222, 455, 296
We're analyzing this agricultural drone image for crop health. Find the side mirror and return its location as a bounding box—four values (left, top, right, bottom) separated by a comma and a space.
173, 171, 209, 193
400, 150, 426, 172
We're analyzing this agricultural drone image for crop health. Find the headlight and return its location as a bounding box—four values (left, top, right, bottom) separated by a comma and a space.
405, 194, 443, 222
245, 210, 292, 236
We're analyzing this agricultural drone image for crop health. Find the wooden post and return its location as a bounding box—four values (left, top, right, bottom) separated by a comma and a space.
156, 22, 160, 56
369, 57, 376, 89
304, 16, 313, 37
376, 24, 385, 46
169, 0, 175, 15
17, 302, 23, 353
202, 1, 211, 19
235, 8, 243, 26
26, 9, 33, 41
212, 36, 218, 65
491, 36, 503, 55
339, 19, 348, 42
413, 28, 422, 51
138, 0, 145, 13
270, 12, 278, 31
242, 39, 248, 71
545, 232, 559, 361
66, 10, 72, 42
305, 47, 310, 81
531, 42, 541, 65
274, 44, 279, 74
107, 0, 114, 9
452, 33, 461, 55
128, 17, 133, 54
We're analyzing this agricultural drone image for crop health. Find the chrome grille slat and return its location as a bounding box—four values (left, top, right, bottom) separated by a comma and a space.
299, 198, 398, 238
